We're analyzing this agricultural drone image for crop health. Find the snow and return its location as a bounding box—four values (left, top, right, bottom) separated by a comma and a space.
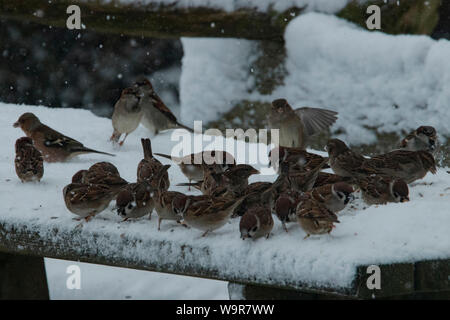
180, 13, 450, 145
86, 0, 365, 13
1, 103, 449, 293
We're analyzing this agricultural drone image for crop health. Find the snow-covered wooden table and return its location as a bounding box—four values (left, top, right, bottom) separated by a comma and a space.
1, 104, 449, 299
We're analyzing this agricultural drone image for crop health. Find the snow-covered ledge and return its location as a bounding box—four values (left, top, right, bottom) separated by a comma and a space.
1, 104, 450, 299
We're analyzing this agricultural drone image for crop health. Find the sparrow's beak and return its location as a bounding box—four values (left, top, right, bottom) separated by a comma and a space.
252, 169, 260, 175
13, 121, 19, 128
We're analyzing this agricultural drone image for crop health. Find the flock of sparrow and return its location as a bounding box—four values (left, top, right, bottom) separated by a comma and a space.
12, 77, 440, 239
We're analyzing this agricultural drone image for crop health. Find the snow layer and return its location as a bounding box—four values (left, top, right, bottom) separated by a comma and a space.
1, 103, 450, 291
181, 13, 450, 145
89, 0, 362, 13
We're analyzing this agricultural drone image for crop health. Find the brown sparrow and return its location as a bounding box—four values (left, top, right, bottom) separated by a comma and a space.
325, 139, 366, 178
357, 175, 409, 205
268, 146, 329, 174
13, 112, 114, 162
313, 172, 354, 188
133, 78, 193, 135
71, 162, 128, 194
296, 198, 340, 239
63, 183, 116, 221
182, 195, 246, 237
154, 150, 235, 186
221, 164, 260, 196
110, 87, 143, 146
361, 150, 436, 184
137, 138, 170, 191
306, 182, 354, 213
14, 137, 44, 182
274, 190, 305, 232
277, 159, 327, 193
267, 98, 338, 148
239, 206, 274, 240
398, 126, 439, 157
233, 181, 273, 217
154, 191, 189, 230
115, 181, 155, 221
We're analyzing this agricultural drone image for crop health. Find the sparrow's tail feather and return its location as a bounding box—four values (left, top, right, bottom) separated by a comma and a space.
154, 153, 172, 160
176, 122, 194, 133
73, 147, 115, 157
141, 138, 153, 159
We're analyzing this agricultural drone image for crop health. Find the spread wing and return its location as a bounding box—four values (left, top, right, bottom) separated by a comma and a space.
294, 107, 338, 137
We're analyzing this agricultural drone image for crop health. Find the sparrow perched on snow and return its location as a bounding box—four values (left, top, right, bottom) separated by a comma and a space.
154, 150, 235, 186
133, 77, 193, 135
313, 172, 354, 188
267, 99, 338, 148
274, 190, 305, 232
306, 182, 354, 213
110, 87, 143, 146
296, 198, 340, 239
276, 159, 328, 193
72, 162, 128, 194
13, 112, 114, 162
325, 139, 366, 178
137, 138, 170, 191
63, 183, 116, 221
154, 191, 189, 230
239, 206, 274, 240
115, 181, 155, 221
182, 195, 246, 237
14, 137, 44, 182
357, 175, 409, 205
398, 126, 439, 157
232, 181, 273, 217
268, 146, 329, 174
361, 150, 436, 184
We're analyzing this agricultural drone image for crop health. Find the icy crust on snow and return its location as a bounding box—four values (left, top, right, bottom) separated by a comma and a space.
1, 104, 450, 290
87, 0, 361, 13
181, 13, 450, 145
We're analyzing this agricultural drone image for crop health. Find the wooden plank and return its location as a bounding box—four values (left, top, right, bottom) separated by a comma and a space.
0, 0, 442, 40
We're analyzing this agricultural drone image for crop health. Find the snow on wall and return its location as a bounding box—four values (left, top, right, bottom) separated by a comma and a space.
180, 13, 450, 145
1, 103, 449, 290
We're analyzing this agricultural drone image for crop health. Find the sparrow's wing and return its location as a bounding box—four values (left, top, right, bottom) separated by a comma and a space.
40, 124, 85, 150
150, 94, 178, 123
294, 107, 338, 137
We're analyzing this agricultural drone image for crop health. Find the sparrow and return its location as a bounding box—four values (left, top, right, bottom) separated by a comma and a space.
360, 150, 437, 184
137, 138, 170, 191
325, 139, 366, 178
115, 181, 155, 221
110, 87, 143, 146
232, 181, 273, 217
398, 126, 439, 157
133, 77, 193, 135
239, 206, 274, 240
154, 191, 189, 230
357, 175, 409, 205
313, 172, 354, 188
296, 198, 340, 239
182, 195, 246, 237
268, 146, 329, 174
71, 162, 128, 193
274, 189, 305, 232
13, 112, 114, 162
306, 182, 354, 213
14, 136, 44, 182
63, 183, 116, 221
276, 159, 328, 193
267, 98, 338, 148
154, 150, 235, 187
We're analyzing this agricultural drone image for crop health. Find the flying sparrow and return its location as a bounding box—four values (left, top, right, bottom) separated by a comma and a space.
137, 138, 170, 191
361, 150, 436, 184
325, 139, 366, 178
154, 150, 235, 187
268, 146, 329, 174
182, 195, 246, 237
267, 99, 338, 148
239, 206, 274, 240
306, 182, 354, 213
115, 181, 155, 221
133, 77, 193, 135
357, 175, 409, 205
296, 198, 340, 239
14, 137, 44, 182
110, 87, 143, 146
63, 183, 116, 221
13, 112, 114, 162
398, 126, 439, 157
